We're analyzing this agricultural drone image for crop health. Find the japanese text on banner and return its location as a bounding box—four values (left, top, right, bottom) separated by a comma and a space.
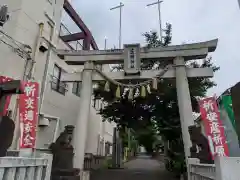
199, 97, 229, 158
19, 82, 39, 149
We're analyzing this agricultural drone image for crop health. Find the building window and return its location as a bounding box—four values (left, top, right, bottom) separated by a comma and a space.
72, 82, 81, 97
51, 64, 68, 95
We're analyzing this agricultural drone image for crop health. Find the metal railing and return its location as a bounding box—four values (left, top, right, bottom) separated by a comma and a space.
0, 154, 52, 180
188, 158, 215, 180
59, 23, 83, 51
84, 154, 106, 170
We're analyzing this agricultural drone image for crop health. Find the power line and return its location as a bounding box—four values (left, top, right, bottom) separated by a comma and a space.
0, 30, 33, 81
0, 31, 28, 49
0, 37, 30, 60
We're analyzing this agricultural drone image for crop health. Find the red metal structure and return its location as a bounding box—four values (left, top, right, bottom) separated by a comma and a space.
61, 0, 98, 50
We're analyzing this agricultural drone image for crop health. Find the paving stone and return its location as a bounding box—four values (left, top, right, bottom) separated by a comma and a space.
90, 155, 177, 180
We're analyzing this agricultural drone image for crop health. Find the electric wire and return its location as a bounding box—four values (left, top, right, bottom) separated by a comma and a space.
0, 30, 31, 60
0, 38, 29, 60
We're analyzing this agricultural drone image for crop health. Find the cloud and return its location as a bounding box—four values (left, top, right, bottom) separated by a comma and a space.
65, 0, 240, 95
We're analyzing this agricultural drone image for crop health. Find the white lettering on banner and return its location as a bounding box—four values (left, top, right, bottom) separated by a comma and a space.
24, 122, 33, 133
215, 145, 226, 156
23, 134, 34, 146
25, 97, 34, 109
24, 84, 36, 97
24, 110, 34, 121
200, 97, 229, 158
212, 133, 223, 145
19, 82, 39, 148
210, 122, 220, 134
203, 100, 214, 112
206, 112, 218, 122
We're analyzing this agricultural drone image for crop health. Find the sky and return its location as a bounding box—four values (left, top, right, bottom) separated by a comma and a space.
63, 0, 240, 96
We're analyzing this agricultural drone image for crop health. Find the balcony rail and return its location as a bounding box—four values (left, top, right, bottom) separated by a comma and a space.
59, 23, 83, 51
0, 153, 52, 180
188, 158, 215, 180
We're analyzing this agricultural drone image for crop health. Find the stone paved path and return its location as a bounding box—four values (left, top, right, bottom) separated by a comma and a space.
90, 155, 177, 180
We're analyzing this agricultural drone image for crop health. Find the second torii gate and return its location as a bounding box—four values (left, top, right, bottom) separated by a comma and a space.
56, 39, 218, 170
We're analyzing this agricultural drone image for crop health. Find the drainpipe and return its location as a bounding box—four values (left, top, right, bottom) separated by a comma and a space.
27, 22, 44, 80
11, 23, 45, 150
38, 23, 54, 113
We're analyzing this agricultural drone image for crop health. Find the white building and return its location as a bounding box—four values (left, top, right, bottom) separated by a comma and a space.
0, 0, 115, 157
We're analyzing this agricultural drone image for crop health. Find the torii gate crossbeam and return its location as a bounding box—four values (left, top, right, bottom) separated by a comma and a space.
57, 39, 217, 65
57, 39, 218, 172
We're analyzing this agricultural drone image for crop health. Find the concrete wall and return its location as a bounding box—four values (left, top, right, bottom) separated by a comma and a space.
2, 0, 115, 155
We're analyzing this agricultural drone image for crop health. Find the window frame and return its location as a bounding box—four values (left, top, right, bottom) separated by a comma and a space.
51, 64, 68, 95
72, 81, 82, 97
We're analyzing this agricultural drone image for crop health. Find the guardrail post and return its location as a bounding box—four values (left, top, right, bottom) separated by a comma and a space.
41, 153, 53, 180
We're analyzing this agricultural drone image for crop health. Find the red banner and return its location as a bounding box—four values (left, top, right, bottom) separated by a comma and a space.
199, 97, 229, 158
0, 76, 13, 116
19, 81, 39, 148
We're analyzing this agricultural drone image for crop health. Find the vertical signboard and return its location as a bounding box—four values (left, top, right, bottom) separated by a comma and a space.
19, 82, 39, 148
199, 97, 229, 158
0, 76, 13, 116
124, 44, 140, 75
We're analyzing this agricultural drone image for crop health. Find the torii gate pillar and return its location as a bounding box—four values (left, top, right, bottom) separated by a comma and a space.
73, 61, 93, 169
174, 56, 194, 158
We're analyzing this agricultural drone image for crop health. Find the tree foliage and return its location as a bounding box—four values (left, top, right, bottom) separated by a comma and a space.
95, 23, 219, 152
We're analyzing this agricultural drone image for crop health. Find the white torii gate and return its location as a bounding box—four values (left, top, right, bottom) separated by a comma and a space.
56, 39, 218, 170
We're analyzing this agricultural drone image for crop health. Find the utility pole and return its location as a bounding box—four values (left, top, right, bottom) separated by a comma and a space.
147, 0, 163, 41
110, 2, 124, 49
104, 36, 107, 50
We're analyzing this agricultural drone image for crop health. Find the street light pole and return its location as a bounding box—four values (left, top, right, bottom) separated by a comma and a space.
147, 0, 163, 41
110, 2, 124, 49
